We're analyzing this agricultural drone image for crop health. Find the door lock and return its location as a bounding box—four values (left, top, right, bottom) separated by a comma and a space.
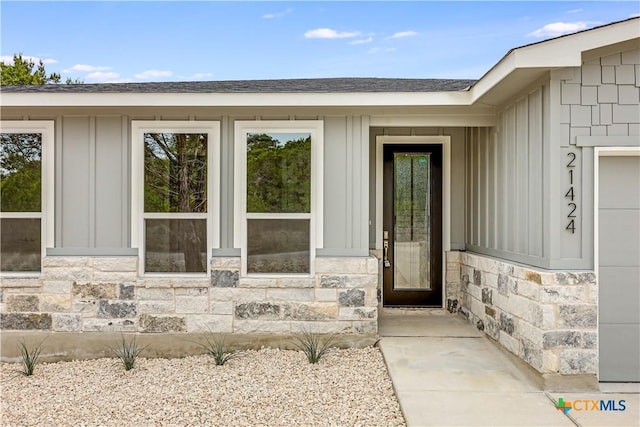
383, 238, 391, 268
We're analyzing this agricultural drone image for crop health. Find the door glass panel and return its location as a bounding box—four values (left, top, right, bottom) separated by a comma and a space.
394, 153, 431, 289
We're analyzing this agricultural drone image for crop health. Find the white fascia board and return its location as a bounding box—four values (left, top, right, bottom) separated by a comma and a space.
470, 18, 640, 103
1, 91, 473, 108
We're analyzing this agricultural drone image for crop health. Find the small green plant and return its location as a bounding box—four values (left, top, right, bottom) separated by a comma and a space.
295, 329, 337, 364
110, 334, 148, 371
195, 331, 238, 365
16, 338, 46, 376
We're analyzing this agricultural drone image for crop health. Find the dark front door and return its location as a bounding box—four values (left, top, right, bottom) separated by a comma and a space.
383, 144, 442, 307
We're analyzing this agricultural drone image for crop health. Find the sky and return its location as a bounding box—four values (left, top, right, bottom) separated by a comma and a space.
1, 1, 639, 83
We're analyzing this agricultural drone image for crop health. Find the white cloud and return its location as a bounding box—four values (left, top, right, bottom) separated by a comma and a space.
85, 71, 121, 82
263, 8, 292, 19
389, 31, 418, 39
304, 28, 360, 39
63, 64, 111, 73
567, 8, 583, 14
527, 21, 596, 38
349, 37, 373, 45
0, 55, 57, 65
134, 70, 173, 80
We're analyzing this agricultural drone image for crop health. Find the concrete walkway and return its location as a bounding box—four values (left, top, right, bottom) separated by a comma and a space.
379, 310, 640, 427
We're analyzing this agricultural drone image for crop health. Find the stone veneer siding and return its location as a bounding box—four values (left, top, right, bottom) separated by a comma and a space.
1, 256, 378, 335
446, 251, 598, 377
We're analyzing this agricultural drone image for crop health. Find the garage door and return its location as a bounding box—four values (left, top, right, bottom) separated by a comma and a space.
598, 154, 640, 382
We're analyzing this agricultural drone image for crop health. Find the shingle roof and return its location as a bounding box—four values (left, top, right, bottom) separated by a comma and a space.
0, 78, 476, 93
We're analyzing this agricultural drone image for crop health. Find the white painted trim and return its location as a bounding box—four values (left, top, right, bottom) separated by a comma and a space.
0, 120, 55, 272
233, 120, 323, 277
593, 146, 640, 381
375, 135, 451, 308
130, 120, 221, 277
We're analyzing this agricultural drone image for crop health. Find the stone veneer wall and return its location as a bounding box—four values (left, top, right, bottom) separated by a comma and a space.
446, 251, 598, 377
0, 256, 378, 337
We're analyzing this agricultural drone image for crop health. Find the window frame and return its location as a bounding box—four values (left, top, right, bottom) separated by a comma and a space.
0, 121, 54, 276
234, 120, 323, 277
131, 121, 220, 277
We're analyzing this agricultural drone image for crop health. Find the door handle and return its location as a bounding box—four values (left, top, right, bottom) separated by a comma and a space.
383, 239, 391, 268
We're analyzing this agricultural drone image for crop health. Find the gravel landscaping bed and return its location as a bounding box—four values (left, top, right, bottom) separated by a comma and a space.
1, 346, 405, 426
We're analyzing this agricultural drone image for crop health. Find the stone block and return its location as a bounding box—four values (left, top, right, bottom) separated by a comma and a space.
338, 289, 365, 307
600, 104, 613, 125
235, 302, 281, 320
40, 295, 71, 312
497, 273, 515, 295
499, 312, 516, 336
615, 64, 636, 85
351, 320, 377, 334
72, 283, 116, 299
556, 272, 597, 287
473, 269, 481, 286
338, 307, 377, 320
543, 351, 560, 373
621, 49, 640, 64
93, 272, 137, 282
118, 283, 135, 300
570, 105, 592, 127
543, 331, 584, 349
267, 288, 314, 302
520, 339, 543, 371
315, 257, 368, 274
518, 322, 543, 347
92, 257, 137, 272
137, 288, 173, 301
613, 104, 640, 124
138, 301, 175, 314
234, 319, 292, 334
618, 85, 640, 105
43, 267, 92, 281
598, 84, 618, 103
175, 296, 209, 314
210, 301, 233, 315
52, 313, 81, 332
583, 332, 597, 349
82, 318, 136, 332
561, 82, 581, 104
42, 257, 89, 268
98, 300, 137, 318
540, 286, 585, 304
211, 270, 239, 287
558, 304, 597, 328
42, 281, 73, 294
499, 331, 519, 355
185, 314, 233, 333
174, 287, 208, 296
0, 278, 41, 288
6, 295, 39, 312
142, 278, 174, 288
601, 53, 621, 66
1, 313, 51, 329
238, 278, 274, 288
367, 257, 379, 274
276, 277, 315, 288
319, 275, 346, 288
315, 288, 337, 302
210, 288, 266, 303
484, 316, 499, 340
344, 275, 377, 288
559, 350, 597, 375
581, 65, 601, 86
210, 257, 240, 269
541, 304, 557, 330
138, 314, 186, 333
284, 303, 337, 320
517, 280, 540, 301
72, 300, 98, 317
581, 86, 598, 106
484, 305, 496, 318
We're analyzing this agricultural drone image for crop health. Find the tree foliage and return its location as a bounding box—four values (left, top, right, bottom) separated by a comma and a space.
0, 53, 82, 85
0, 133, 41, 212
246, 133, 311, 213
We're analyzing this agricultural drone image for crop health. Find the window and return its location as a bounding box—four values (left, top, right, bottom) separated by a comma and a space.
0, 121, 54, 274
131, 121, 220, 275
234, 121, 323, 276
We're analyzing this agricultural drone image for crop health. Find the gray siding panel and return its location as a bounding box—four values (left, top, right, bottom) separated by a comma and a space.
323, 116, 348, 250
95, 116, 125, 247
465, 86, 547, 267
61, 117, 91, 247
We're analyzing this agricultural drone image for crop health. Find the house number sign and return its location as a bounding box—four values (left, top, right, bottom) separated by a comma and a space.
565, 151, 577, 233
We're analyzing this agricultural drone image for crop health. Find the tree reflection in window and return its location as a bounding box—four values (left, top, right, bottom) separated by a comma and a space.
0, 133, 42, 212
